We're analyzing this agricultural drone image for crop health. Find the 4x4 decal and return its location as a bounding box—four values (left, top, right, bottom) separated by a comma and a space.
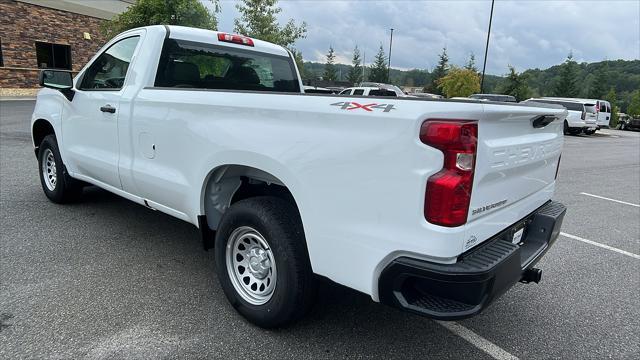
330, 102, 396, 112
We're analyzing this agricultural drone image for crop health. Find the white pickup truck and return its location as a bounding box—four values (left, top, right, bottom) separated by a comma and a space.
32, 25, 567, 328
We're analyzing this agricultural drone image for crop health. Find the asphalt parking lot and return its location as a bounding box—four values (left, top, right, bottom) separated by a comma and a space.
1, 99, 638, 359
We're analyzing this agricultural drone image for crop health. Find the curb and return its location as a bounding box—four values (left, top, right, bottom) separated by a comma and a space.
0, 97, 36, 101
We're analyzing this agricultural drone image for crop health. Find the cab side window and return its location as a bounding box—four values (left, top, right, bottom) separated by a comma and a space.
80, 36, 140, 90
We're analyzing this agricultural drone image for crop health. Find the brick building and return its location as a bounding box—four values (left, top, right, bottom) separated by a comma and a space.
0, 0, 132, 92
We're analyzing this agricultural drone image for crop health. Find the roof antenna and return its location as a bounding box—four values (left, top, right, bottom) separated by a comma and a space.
480, 0, 495, 93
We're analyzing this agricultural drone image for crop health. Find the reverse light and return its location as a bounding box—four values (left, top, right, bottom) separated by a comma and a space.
420, 120, 478, 227
217, 33, 254, 47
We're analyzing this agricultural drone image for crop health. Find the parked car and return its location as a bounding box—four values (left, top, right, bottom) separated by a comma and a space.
325, 86, 345, 94
525, 98, 598, 135
619, 117, 640, 131
358, 82, 407, 97
339, 86, 399, 97
411, 92, 444, 99
32, 25, 567, 328
469, 94, 517, 103
303, 85, 334, 94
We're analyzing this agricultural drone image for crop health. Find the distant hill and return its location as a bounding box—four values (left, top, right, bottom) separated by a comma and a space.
301, 59, 640, 111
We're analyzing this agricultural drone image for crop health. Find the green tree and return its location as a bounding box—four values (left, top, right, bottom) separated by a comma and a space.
347, 45, 363, 85
369, 44, 388, 83
323, 46, 337, 81
604, 88, 619, 127
628, 90, 640, 117
588, 65, 608, 99
501, 66, 531, 101
234, 0, 306, 48
437, 66, 481, 98
554, 52, 580, 97
426, 47, 449, 94
465, 52, 478, 73
103, 0, 219, 37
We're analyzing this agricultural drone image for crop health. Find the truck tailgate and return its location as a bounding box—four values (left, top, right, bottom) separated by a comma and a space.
468, 104, 566, 223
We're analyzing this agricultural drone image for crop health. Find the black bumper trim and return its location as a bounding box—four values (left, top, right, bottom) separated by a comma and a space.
378, 200, 566, 320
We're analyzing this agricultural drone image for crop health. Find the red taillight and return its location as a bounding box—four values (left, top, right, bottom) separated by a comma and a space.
217, 33, 254, 46
420, 120, 478, 227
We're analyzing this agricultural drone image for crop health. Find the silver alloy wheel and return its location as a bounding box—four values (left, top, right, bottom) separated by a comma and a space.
225, 226, 277, 305
41, 148, 57, 191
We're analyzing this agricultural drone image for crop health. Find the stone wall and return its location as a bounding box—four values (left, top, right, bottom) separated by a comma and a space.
0, 0, 108, 88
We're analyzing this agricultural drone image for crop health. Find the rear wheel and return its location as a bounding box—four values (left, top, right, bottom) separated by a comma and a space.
584, 129, 596, 135
214, 196, 316, 328
38, 135, 83, 203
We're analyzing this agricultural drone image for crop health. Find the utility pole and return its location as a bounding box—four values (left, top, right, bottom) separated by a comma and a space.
387, 28, 394, 83
480, 0, 494, 93
362, 50, 366, 83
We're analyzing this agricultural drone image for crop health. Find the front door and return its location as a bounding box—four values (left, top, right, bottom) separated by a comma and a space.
62, 36, 141, 188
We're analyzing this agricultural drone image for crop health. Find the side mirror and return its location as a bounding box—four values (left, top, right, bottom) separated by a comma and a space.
39, 70, 74, 100
39, 70, 73, 89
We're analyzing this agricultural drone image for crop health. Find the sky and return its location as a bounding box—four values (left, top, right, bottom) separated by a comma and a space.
209, 0, 640, 75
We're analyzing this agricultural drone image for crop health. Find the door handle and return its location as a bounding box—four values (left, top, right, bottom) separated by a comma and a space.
100, 104, 116, 113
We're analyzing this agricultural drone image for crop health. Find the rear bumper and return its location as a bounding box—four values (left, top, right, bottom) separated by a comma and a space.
378, 200, 566, 320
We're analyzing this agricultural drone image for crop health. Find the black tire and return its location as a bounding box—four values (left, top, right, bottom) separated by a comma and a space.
563, 121, 569, 135
214, 196, 316, 328
38, 135, 83, 203
584, 129, 596, 135
620, 123, 626, 130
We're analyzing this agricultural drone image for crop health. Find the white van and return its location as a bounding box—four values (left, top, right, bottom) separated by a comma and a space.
544, 97, 611, 129
525, 98, 597, 135
596, 100, 612, 128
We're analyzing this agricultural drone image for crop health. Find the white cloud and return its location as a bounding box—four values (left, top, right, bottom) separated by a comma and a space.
210, 0, 640, 74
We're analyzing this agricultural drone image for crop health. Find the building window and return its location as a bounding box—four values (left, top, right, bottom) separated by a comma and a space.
35, 42, 71, 70
0, 39, 4, 67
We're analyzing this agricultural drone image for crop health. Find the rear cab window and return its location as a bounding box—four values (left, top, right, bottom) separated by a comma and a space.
155, 39, 300, 92
353, 89, 364, 95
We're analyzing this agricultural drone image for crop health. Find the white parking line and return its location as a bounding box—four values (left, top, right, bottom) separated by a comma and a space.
580, 192, 640, 207
435, 321, 519, 360
560, 232, 640, 259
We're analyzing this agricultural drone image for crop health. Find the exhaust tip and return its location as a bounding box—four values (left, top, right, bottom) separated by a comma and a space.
520, 268, 542, 284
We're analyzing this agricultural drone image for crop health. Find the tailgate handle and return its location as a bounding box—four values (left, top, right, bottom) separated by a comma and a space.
532, 115, 556, 128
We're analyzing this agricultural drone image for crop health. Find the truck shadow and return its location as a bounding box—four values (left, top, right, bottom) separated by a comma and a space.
69, 186, 478, 358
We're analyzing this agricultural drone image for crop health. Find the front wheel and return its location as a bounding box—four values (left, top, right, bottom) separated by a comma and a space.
38, 135, 83, 203
214, 196, 316, 328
